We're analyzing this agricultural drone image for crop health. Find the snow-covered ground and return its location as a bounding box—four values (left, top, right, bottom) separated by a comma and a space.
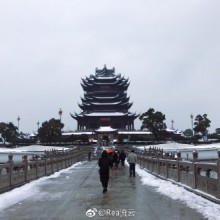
0, 145, 70, 153
1, 143, 219, 162
1, 142, 219, 154
0, 162, 84, 212
0, 145, 72, 163
135, 142, 220, 161
135, 164, 220, 220
135, 142, 220, 151
0, 161, 219, 219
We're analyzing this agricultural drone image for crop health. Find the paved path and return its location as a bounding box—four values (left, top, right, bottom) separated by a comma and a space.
0, 160, 206, 220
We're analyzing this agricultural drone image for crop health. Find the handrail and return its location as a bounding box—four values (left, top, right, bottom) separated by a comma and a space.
0, 149, 86, 194
135, 150, 220, 200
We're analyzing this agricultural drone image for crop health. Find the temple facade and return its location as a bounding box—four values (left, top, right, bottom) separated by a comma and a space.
71, 66, 139, 131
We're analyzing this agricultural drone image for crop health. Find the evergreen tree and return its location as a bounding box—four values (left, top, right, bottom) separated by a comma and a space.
193, 114, 211, 136
184, 128, 193, 137
38, 118, 64, 142
0, 122, 18, 143
139, 108, 166, 140
215, 128, 220, 134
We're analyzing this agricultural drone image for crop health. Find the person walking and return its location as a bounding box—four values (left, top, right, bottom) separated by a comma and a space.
98, 150, 110, 193
108, 152, 113, 169
127, 149, 137, 177
112, 150, 119, 168
88, 151, 92, 161
119, 150, 126, 166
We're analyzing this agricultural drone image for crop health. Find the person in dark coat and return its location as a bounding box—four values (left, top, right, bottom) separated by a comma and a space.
119, 150, 126, 166
98, 150, 110, 193
113, 150, 119, 168
108, 152, 113, 169
88, 151, 92, 161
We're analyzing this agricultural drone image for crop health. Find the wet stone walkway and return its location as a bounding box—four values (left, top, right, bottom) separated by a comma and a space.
0, 160, 206, 220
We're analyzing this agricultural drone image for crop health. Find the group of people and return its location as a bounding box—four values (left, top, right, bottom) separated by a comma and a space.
108, 150, 126, 168
98, 149, 137, 193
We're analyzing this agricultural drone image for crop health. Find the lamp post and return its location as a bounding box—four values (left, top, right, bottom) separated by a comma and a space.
58, 108, 63, 134
171, 120, 174, 130
190, 113, 194, 135
17, 116, 20, 133
58, 108, 62, 122
37, 121, 40, 144
37, 121, 40, 131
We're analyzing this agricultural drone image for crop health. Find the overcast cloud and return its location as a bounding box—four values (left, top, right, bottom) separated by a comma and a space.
0, 0, 220, 133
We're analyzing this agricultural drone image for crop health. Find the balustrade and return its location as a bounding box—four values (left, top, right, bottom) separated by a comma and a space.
0, 149, 85, 193
135, 148, 220, 199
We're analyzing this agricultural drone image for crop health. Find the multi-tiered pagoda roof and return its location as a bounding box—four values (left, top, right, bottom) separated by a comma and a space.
71, 66, 138, 130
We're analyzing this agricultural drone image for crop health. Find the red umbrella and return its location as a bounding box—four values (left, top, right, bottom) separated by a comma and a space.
105, 148, 113, 153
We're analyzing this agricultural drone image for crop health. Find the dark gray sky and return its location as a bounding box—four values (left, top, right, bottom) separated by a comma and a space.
0, 0, 220, 133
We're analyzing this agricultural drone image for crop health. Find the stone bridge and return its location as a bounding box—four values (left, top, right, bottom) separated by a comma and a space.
0, 147, 219, 219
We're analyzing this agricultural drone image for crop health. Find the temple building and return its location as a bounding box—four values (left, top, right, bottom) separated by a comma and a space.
71, 66, 139, 131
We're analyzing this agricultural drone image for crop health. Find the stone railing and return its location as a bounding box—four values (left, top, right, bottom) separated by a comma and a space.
0, 149, 85, 193
135, 149, 220, 200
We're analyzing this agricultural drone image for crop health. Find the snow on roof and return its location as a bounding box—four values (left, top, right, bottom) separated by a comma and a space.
95, 126, 117, 132
94, 96, 116, 99
91, 101, 121, 105
62, 132, 94, 136
166, 128, 176, 132
84, 112, 127, 116
118, 131, 152, 135
175, 130, 183, 135
93, 81, 119, 85
30, 133, 36, 137
96, 76, 116, 79
166, 128, 183, 135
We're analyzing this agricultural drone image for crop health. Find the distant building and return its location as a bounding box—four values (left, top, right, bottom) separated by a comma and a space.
0, 134, 10, 146
0, 134, 4, 145
71, 66, 139, 131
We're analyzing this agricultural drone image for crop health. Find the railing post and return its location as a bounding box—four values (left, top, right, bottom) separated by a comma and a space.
51, 157, 54, 174
45, 158, 47, 175
65, 151, 68, 168
63, 149, 67, 168
138, 155, 141, 167
140, 156, 143, 168
81, 151, 84, 161
72, 150, 75, 165
166, 160, 168, 179
217, 149, 220, 198
177, 151, 181, 160
36, 159, 39, 178
177, 151, 181, 182
22, 155, 28, 182
192, 150, 198, 189
192, 150, 198, 162
147, 157, 150, 170
8, 153, 13, 186
150, 157, 152, 173
157, 157, 160, 175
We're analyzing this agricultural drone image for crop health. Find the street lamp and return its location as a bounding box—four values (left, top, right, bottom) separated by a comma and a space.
58, 108, 62, 122
171, 120, 174, 130
190, 113, 194, 135
37, 121, 40, 131
17, 116, 20, 133
58, 108, 63, 134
